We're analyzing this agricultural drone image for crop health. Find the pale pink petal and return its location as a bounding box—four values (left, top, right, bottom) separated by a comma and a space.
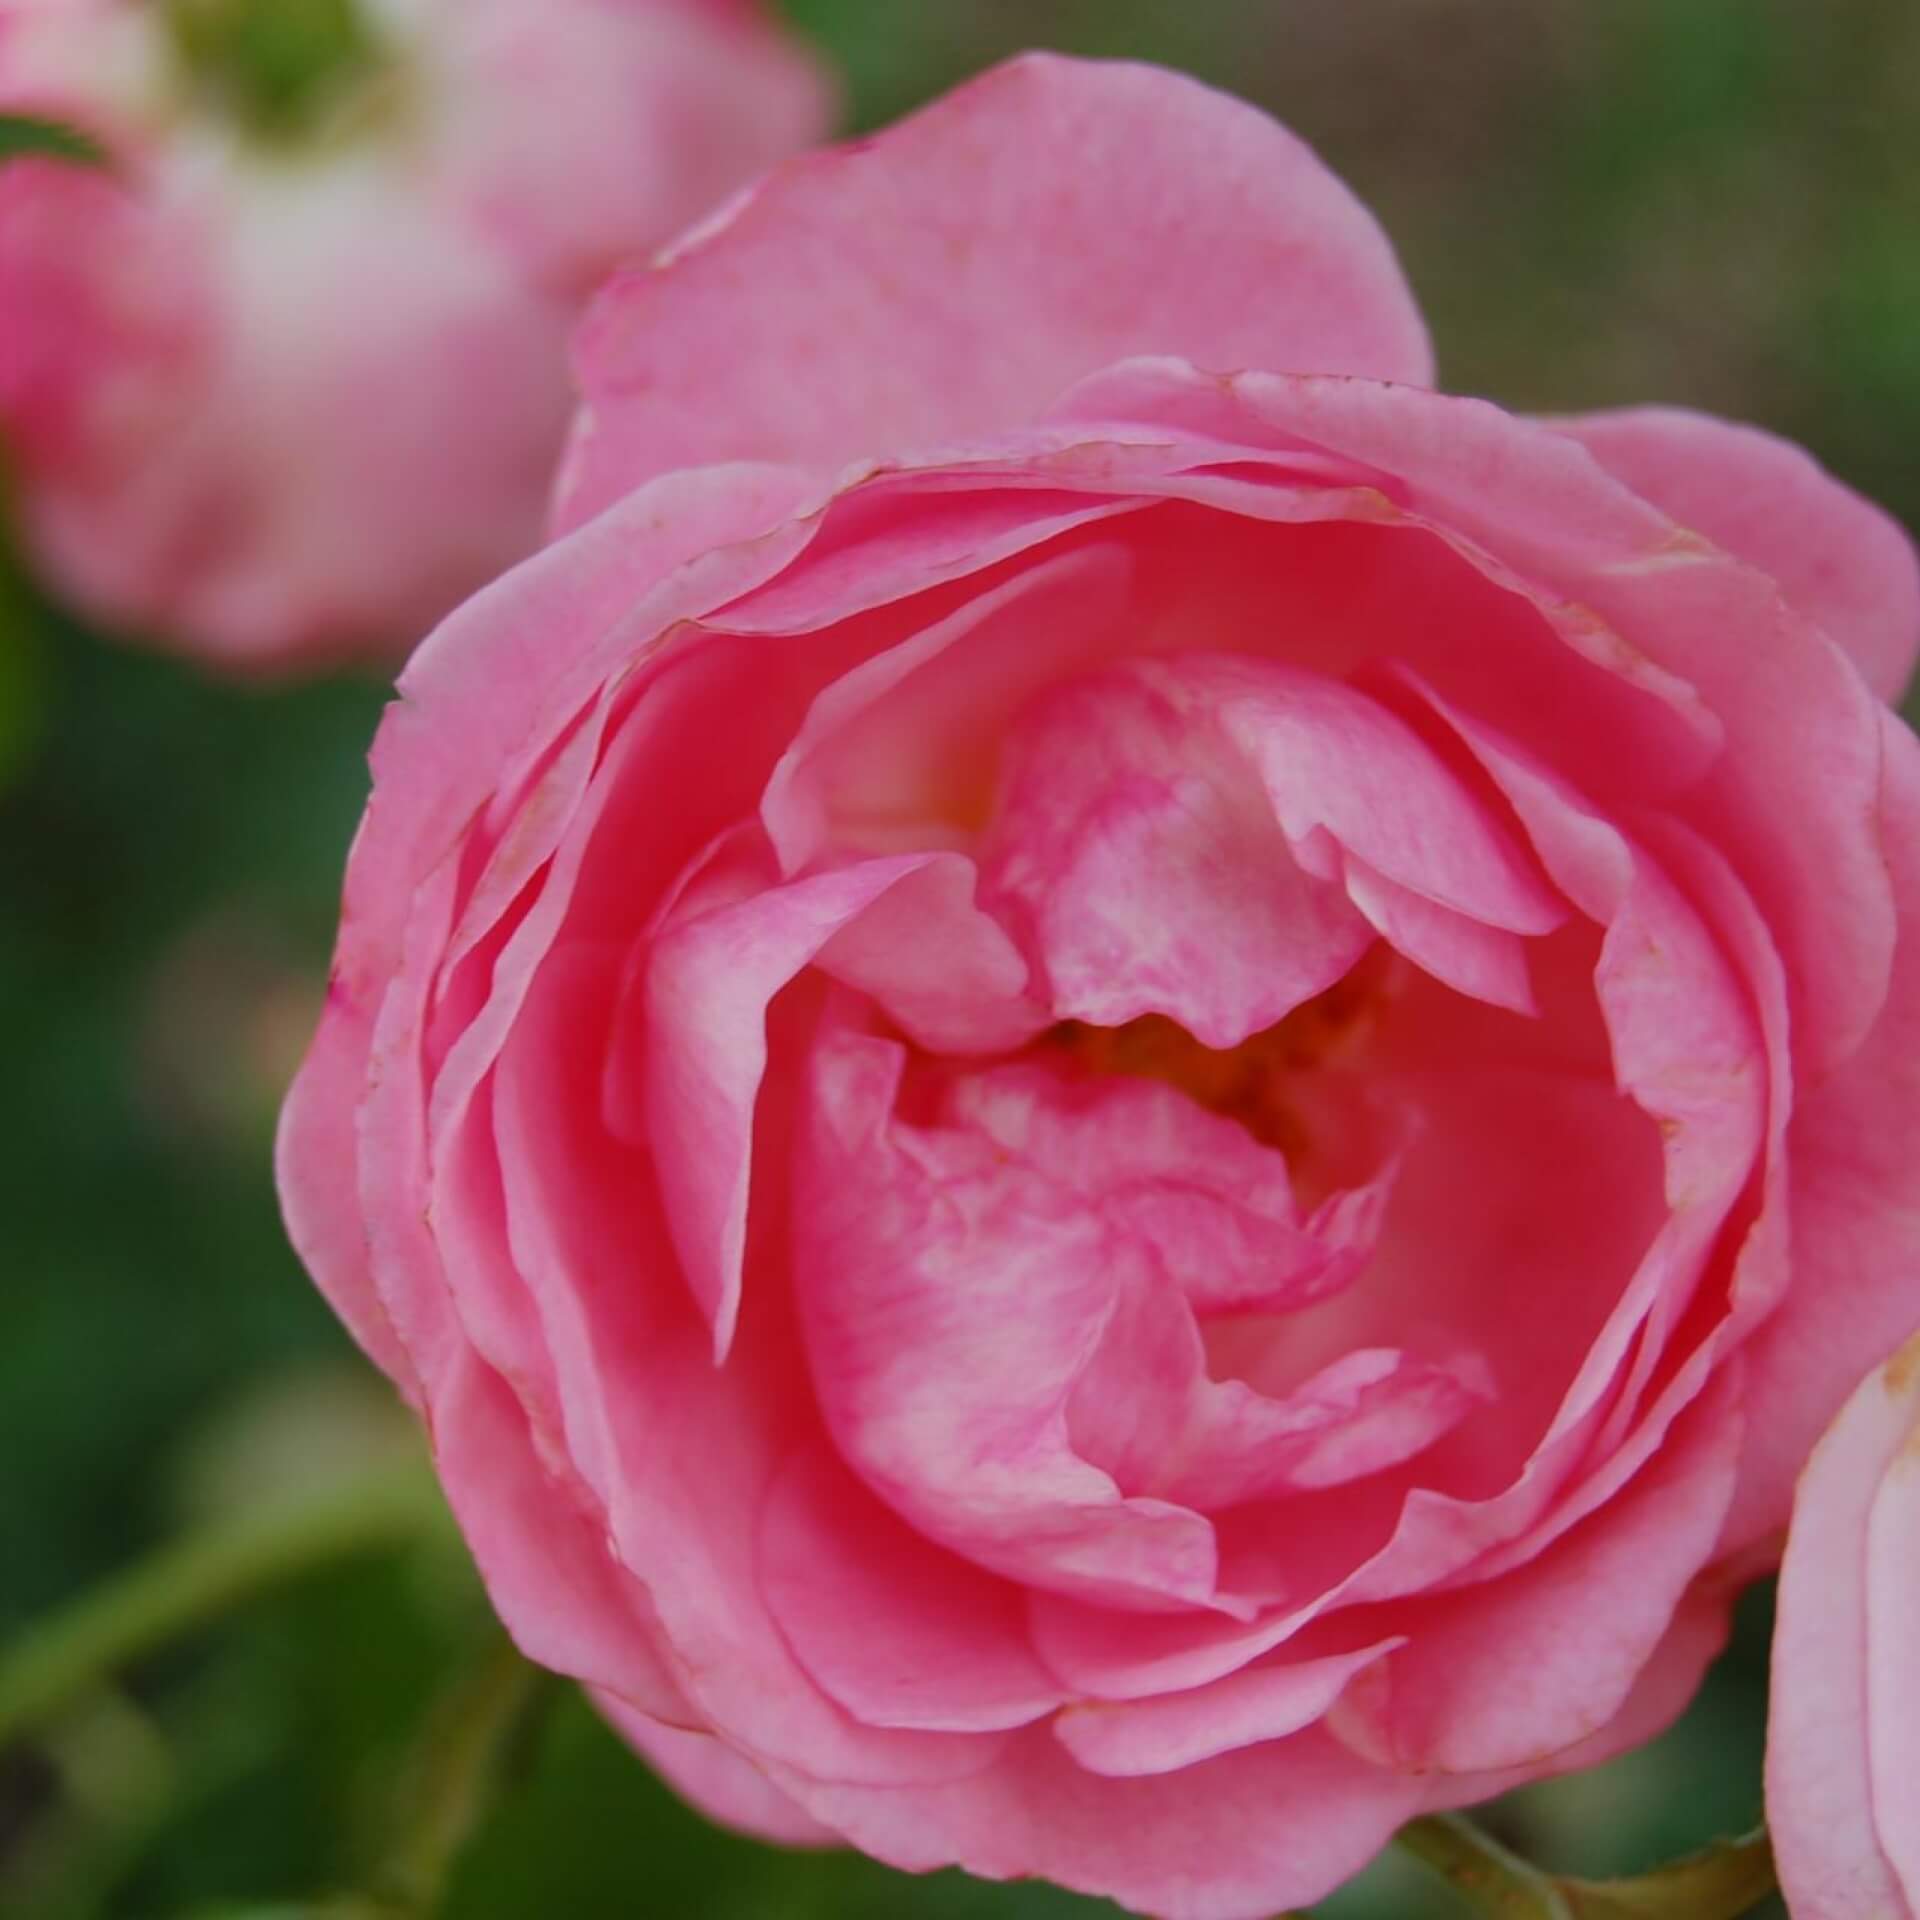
645, 850, 1043, 1358
1768, 1342, 1920, 1920
557, 53, 1432, 524
1027, 1065, 1668, 1704
760, 540, 1140, 876
940, 1066, 1367, 1318
813, 856, 1048, 1055
796, 1026, 1228, 1613
979, 666, 1374, 1047
1069, 1269, 1480, 1512
1554, 405, 1920, 702
1865, 1403, 1920, 1905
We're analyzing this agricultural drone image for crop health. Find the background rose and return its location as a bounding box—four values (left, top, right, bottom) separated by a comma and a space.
1769, 1340, 1920, 1920
274, 52, 1920, 1912
0, 0, 829, 670
276, 54, 1920, 1918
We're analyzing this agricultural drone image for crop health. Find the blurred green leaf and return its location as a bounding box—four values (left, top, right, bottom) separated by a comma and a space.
0, 114, 106, 167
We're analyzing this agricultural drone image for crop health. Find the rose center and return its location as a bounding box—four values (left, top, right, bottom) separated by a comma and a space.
163, 0, 395, 146
1042, 943, 1403, 1164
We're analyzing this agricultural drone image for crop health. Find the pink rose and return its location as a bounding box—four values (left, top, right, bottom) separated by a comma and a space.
1770, 1342, 1920, 1920
0, 0, 828, 669
278, 55, 1920, 1919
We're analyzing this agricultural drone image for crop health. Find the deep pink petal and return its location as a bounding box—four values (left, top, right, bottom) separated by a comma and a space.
1327, 1372, 1741, 1774
277, 463, 825, 1381
557, 53, 1432, 524
1053, 1639, 1402, 1777
759, 1445, 1065, 1733
490, 944, 994, 1790
1554, 405, 1920, 703
429, 1344, 694, 1723
1728, 714, 1920, 1545
766, 1724, 1423, 1920
593, 1695, 842, 1849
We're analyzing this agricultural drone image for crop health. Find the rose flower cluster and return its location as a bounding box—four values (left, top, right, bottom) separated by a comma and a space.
5, 9, 1918, 1914
272, 54, 1920, 1920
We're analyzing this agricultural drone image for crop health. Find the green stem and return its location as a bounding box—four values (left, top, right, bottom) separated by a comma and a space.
1398, 1815, 1575, 1918
364, 1630, 554, 1916
1397, 1817, 1776, 1920
1558, 1830, 1775, 1919
0, 1465, 444, 1750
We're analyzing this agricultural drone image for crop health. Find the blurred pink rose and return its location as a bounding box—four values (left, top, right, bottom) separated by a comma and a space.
0, 0, 829, 669
1770, 1342, 1920, 1920
279, 55, 1920, 1919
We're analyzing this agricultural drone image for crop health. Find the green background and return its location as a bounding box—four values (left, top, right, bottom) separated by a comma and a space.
6, 0, 1917, 1913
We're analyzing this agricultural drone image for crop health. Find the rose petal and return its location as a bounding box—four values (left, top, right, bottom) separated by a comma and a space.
594, 1695, 841, 1849
1054, 1637, 1402, 1778
795, 1025, 1227, 1613
759, 1444, 1065, 1734
557, 52, 1432, 525
1554, 405, 1920, 703
1768, 1341, 1920, 1920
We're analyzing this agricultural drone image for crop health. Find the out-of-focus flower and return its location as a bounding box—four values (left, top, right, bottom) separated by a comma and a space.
1770, 1340, 1920, 1920
0, 0, 830, 670
279, 54, 1920, 1919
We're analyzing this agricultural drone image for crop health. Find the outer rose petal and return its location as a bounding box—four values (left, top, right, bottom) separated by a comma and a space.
276, 462, 826, 1389
556, 52, 1432, 527
592, 1694, 841, 1849
1553, 406, 1920, 704
765, 1724, 1426, 1920
1726, 715, 1920, 1548
1768, 1341, 1920, 1920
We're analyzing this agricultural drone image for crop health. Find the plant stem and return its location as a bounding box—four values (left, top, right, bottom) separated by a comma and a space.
0, 1465, 445, 1750
1398, 1815, 1576, 1918
363, 1629, 554, 1916
1558, 1830, 1775, 1919
1397, 1817, 1776, 1920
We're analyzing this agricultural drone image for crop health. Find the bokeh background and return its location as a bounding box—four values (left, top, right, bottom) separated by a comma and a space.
6, 1, 1917, 1913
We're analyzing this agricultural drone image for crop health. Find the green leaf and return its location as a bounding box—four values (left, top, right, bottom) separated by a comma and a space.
0, 113, 107, 167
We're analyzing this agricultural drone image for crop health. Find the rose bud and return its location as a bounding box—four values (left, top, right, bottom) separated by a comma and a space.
0, 0, 829, 670
280, 55, 1920, 1919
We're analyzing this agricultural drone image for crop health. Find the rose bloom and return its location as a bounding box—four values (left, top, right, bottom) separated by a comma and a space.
0, 0, 827, 669
1771, 1341, 1920, 1920
279, 55, 1920, 1919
